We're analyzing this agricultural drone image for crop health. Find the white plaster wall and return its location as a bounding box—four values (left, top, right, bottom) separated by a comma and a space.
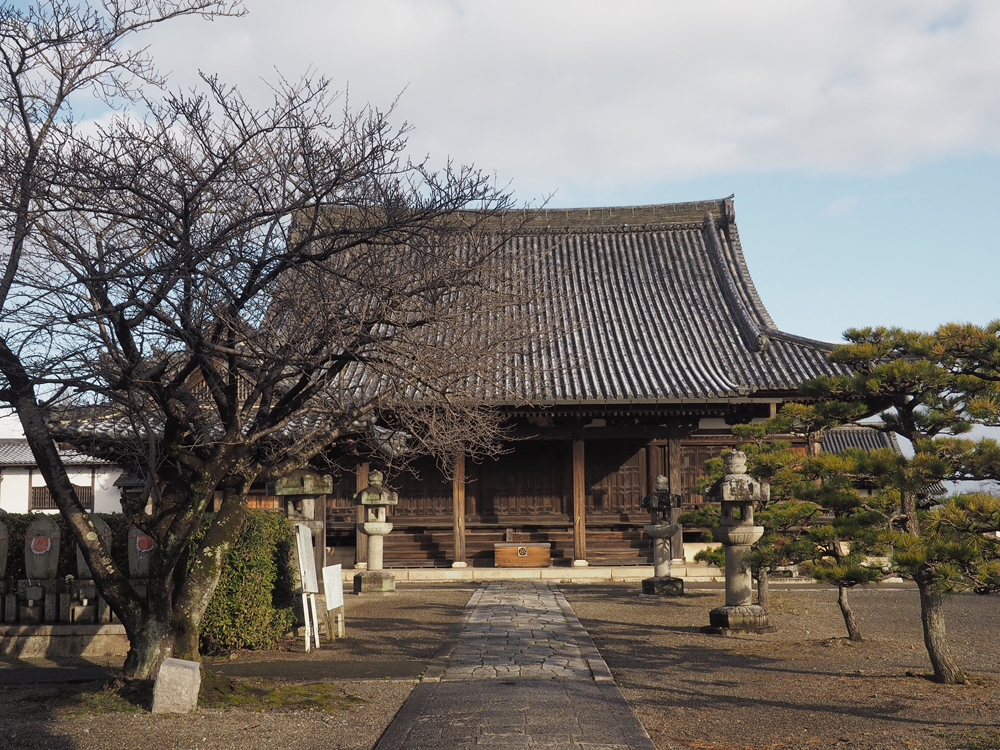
93, 469, 123, 513
0, 466, 123, 514
0, 468, 30, 513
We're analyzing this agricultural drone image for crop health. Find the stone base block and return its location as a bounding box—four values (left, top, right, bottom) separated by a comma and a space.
641, 576, 684, 596
353, 571, 396, 594
703, 604, 776, 634
151, 658, 201, 714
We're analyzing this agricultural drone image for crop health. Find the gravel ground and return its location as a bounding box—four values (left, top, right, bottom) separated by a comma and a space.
0, 582, 996, 750
564, 584, 1000, 750
0, 585, 476, 750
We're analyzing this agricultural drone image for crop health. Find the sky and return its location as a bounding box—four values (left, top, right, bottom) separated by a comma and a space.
124, 0, 1000, 345
4, 0, 1000, 446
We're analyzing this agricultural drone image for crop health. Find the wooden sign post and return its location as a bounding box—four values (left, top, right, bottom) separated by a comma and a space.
295, 523, 321, 651
322, 564, 346, 640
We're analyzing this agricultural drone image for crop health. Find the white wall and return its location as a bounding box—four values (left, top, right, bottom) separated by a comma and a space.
0, 466, 123, 514
0, 468, 29, 513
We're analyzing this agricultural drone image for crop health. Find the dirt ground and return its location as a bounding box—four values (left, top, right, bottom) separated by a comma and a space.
0, 585, 476, 750
0, 582, 996, 750
564, 584, 1000, 750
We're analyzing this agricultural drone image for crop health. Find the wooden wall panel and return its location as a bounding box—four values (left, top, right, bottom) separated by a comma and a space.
584, 442, 646, 515
477, 443, 568, 519
389, 456, 452, 518
680, 443, 729, 505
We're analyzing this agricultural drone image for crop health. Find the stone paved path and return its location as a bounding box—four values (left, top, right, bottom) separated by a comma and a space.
373, 581, 655, 750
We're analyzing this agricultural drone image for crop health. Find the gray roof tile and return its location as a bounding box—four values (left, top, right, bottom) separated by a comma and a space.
483, 198, 846, 403
0, 438, 110, 467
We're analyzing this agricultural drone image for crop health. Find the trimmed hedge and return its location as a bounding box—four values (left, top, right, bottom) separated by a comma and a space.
199, 510, 297, 654
0, 509, 296, 654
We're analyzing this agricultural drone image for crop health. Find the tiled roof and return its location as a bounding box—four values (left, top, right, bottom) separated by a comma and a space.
53, 197, 849, 452
820, 426, 947, 497
478, 197, 846, 403
821, 425, 902, 454
0, 438, 110, 467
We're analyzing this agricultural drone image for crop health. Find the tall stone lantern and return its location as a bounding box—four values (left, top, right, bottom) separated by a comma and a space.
353, 470, 397, 594
702, 451, 775, 634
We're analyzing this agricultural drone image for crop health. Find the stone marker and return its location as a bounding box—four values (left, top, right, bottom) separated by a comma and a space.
24, 514, 60, 580
151, 658, 201, 714
128, 525, 155, 579
76, 515, 113, 579
0, 517, 8, 579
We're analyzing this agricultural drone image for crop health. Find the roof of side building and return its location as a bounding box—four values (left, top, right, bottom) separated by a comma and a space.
0, 438, 111, 467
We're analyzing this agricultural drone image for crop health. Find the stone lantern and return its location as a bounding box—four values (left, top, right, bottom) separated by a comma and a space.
702, 451, 774, 633
640, 475, 683, 596
353, 470, 397, 594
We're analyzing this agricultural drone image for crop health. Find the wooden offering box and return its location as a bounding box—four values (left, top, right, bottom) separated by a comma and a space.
494, 542, 551, 568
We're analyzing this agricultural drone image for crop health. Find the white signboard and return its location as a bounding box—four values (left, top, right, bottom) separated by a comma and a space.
294, 523, 319, 594
322, 564, 344, 609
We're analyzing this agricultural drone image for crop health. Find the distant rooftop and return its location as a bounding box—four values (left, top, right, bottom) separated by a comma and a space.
0, 438, 110, 467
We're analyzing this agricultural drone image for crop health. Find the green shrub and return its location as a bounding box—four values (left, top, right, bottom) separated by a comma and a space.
198, 510, 297, 654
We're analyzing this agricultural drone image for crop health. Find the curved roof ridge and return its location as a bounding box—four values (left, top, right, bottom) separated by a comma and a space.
517, 198, 732, 229
717, 201, 776, 330
761, 327, 839, 352
700, 212, 764, 353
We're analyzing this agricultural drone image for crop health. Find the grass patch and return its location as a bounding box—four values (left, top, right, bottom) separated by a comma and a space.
199, 670, 369, 712
940, 731, 1000, 750
0, 678, 151, 718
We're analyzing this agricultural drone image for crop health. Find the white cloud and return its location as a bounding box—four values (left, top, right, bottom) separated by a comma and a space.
135, 1, 1000, 199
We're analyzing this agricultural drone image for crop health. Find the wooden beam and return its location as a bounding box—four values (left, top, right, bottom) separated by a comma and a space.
667, 436, 684, 560
572, 439, 586, 563
354, 462, 369, 567
452, 453, 467, 566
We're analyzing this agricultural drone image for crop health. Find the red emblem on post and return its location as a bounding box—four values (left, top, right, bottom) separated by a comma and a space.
136, 535, 155, 552
31, 537, 51, 555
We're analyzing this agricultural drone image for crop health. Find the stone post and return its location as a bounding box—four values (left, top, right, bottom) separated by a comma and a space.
353, 471, 397, 594
702, 451, 774, 633
20, 515, 61, 623
640, 475, 683, 596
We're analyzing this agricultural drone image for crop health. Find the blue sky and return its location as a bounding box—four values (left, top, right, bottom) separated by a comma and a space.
128, 0, 999, 344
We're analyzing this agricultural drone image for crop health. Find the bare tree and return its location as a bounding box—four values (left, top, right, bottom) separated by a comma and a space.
0, 2, 536, 679
20, 76, 530, 677
0, 0, 243, 678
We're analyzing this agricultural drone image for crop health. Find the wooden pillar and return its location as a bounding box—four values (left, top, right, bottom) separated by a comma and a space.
354, 462, 369, 568
572, 439, 587, 565
452, 453, 467, 568
667, 436, 685, 561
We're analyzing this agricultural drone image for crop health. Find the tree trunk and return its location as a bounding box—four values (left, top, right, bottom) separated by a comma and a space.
122, 614, 176, 680
917, 581, 966, 684
838, 584, 863, 641
756, 567, 770, 609
901, 491, 920, 537
171, 486, 249, 663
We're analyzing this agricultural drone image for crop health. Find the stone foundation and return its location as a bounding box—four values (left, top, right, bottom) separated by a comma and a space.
353, 570, 396, 594
0, 624, 129, 658
702, 604, 776, 634
641, 577, 684, 596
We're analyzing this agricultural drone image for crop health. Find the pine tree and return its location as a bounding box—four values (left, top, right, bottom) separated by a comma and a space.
803, 325, 1000, 683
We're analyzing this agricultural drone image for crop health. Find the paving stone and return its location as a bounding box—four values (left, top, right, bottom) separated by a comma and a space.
372, 583, 656, 750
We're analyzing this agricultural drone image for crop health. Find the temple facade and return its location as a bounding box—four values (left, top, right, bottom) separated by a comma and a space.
272, 197, 848, 568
